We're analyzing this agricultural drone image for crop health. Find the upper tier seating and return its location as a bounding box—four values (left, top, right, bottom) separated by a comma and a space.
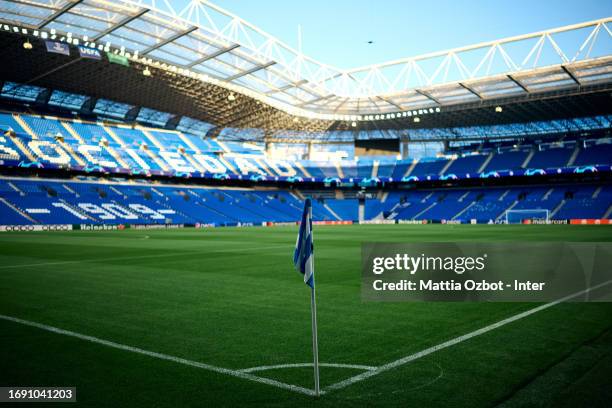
484, 150, 529, 171
1, 113, 611, 183
527, 147, 573, 168
444, 154, 488, 175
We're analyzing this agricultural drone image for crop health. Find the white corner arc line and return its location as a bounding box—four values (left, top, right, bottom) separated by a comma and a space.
240, 363, 377, 373
0, 314, 318, 397
325, 279, 612, 392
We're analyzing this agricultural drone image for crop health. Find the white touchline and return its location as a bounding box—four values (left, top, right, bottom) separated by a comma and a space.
325, 278, 612, 392
0, 244, 291, 270
0, 314, 319, 397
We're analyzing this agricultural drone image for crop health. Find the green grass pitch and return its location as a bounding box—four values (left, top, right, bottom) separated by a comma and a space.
1, 224, 611, 407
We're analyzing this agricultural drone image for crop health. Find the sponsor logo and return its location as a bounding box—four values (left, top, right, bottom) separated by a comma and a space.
441, 219, 462, 224
78, 224, 118, 231
130, 224, 184, 230
195, 223, 216, 228
570, 219, 612, 225
78, 46, 102, 60
530, 219, 568, 225
265, 222, 298, 227
397, 219, 429, 224
45, 41, 70, 55
0, 224, 72, 232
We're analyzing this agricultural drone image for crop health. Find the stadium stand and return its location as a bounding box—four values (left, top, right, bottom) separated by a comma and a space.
0, 58, 610, 229
1, 109, 611, 227
2, 113, 612, 181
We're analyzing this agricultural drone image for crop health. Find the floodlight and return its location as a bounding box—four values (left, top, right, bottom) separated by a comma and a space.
23, 40, 32, 50
414, 117, 420, 123
143, 67, 151, 77
495, 106, 503, 112
351, 121, 357, 127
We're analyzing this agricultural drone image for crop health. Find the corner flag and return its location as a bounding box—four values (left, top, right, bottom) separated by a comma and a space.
294, 198, 314, 288
293, 198, 320, 396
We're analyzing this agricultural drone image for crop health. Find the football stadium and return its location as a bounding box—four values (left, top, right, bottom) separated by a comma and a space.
0, 0, 611, 406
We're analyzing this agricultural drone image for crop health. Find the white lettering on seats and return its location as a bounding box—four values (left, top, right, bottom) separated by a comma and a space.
193, 154, 227, 173
159, 151, 194, 173
78, 203, 116, 220
28, 141, 71, 164
127, 204, 165, 219
77, 145, 117, 168
125, 149, 151, 170
267, 159, 297, 177
234, 156, 265, 175
0, 136, 20, 160
52, 202, 88, 220
101, 203, 138, 219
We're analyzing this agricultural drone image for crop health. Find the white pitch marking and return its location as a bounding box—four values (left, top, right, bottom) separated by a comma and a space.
326, 279, 612, 392
240, 362, 377, 373
0, 244, 291, 270
0, 314, 318, 397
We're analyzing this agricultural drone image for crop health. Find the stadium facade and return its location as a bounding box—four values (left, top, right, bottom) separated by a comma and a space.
0, 0, 611, 229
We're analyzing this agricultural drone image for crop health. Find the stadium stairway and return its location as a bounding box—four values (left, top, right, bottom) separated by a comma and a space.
0, 196, 35, 224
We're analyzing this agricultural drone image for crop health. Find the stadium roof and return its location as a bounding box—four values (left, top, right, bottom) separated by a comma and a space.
0, 0, 611, 132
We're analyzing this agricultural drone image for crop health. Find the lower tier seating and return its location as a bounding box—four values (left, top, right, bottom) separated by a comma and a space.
0, 178, 610, 225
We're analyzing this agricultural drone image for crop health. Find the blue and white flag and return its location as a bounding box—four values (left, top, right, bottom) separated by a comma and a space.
294, 198, 314, 288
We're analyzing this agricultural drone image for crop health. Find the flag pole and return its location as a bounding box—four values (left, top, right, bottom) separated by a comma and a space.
309, 205, 320, 397
310, 285, 320, 396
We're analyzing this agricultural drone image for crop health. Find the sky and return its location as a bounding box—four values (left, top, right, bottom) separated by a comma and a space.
209, 0, 611, 69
